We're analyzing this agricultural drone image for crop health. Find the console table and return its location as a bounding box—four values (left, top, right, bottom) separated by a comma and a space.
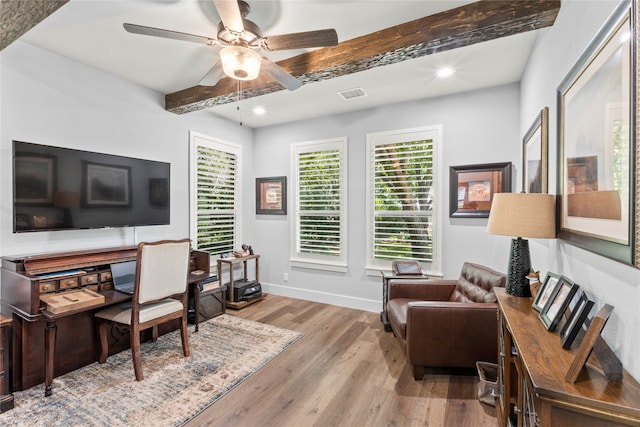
496, 289, 640, 426
1, 245, 212, 396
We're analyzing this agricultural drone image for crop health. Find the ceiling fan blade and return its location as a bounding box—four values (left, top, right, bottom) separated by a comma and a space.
123, 23, 216, 46
261, 58, 302, 91
199, 61, 225, 86
213, 0, 245, 34
262, 29, 338, 51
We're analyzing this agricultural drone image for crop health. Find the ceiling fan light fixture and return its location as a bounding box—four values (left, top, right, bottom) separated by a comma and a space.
220, 45, 262, 80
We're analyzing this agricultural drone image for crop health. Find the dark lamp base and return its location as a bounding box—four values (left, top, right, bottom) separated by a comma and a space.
506, 237, 531, 298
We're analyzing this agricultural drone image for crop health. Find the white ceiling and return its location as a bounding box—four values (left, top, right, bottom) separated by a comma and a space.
20, 0, 540, 128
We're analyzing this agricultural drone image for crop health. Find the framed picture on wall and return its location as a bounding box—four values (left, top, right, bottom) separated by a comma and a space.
256, 176, 287, 215
557, 1, 635, 265
449, 162, 512, 218
522, 107, 548, 193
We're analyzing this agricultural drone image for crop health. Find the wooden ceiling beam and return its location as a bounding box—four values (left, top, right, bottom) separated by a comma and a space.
0, 0, 69, 51
165, 0, 561, 114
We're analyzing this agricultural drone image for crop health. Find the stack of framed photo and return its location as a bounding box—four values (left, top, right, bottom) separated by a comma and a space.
532, 272, 595, 349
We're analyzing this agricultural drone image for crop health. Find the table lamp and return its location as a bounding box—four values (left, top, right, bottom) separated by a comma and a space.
486, 193, 556, 297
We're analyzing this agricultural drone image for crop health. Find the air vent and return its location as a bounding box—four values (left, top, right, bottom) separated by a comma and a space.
337, 87, 367, 100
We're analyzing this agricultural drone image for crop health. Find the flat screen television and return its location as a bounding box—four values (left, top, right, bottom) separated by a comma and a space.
13, 140, 170, 232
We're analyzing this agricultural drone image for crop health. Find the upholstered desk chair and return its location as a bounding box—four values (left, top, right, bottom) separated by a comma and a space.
95, 239, 191, 381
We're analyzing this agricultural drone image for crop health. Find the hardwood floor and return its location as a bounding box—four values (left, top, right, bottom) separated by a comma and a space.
188, 295, 497, 427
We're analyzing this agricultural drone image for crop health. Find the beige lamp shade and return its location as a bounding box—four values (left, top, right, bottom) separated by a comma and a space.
487, 193, 556, 239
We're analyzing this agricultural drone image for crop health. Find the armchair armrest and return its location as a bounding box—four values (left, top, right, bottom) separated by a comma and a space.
388, 279, 457, 301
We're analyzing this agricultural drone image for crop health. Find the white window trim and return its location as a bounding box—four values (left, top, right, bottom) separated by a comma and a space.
189, 131, 243, 255
364, 125, 443, 277
290, 137, 348, 273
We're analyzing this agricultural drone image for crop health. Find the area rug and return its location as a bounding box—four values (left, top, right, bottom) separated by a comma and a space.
0, 314, 302, 427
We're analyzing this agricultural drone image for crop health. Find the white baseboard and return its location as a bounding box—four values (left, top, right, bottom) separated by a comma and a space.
262, 283, 380, 313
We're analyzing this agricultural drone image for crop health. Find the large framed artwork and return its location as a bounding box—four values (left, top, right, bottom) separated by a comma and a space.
522, 107, 549, 193
557, 0, 636, 265
449, 162, 512, 218
256, 176, 287, 215
14, 155, 56, 205
82, 162, 132, 207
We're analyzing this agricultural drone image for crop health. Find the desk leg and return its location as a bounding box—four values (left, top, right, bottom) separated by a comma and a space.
44, 320, 57, 396
194, 284, 200, 333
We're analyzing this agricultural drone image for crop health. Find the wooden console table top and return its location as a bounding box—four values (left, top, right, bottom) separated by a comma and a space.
496, 289, 640, 419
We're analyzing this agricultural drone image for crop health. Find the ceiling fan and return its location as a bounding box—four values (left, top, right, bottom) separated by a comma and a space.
123, 0, 338, 91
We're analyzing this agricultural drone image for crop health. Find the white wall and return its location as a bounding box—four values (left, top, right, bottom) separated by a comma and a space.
521, 0, 639, 381
253, 83, 521, 311
0, 40, 253, 256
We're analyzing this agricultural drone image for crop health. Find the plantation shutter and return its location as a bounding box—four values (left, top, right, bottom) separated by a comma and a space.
372, 139, 434, 262
195, 144, 238, 255
296, 149, 342, 256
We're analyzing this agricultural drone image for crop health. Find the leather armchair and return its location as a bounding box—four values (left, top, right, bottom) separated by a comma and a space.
386, 262, 506, 380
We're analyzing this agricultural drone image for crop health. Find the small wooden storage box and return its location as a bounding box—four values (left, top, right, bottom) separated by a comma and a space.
40, 289, 105, 314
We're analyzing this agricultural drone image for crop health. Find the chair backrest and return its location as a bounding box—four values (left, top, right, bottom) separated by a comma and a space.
135, 239, 191, 304
450, 262, 506, 303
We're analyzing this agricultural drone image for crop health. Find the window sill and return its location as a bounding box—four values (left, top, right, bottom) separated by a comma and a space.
290, 259, 348, 273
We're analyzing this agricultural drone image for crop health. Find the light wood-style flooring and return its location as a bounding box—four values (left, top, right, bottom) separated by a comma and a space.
188, 295, 497, 427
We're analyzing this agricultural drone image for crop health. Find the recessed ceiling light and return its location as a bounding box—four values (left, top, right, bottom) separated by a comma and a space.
253, 106, 266, 115
436, 67, 455, 78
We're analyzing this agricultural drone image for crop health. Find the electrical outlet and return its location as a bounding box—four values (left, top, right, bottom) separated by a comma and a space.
283, 273, 289, 282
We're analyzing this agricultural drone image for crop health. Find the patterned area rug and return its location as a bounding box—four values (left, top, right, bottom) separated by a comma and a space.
0, 314, 302, 426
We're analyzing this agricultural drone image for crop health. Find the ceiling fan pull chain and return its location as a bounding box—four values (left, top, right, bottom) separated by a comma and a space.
237, 80, 243, 126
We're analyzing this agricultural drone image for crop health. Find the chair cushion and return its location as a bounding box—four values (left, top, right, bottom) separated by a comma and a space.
95, 299, 183, 325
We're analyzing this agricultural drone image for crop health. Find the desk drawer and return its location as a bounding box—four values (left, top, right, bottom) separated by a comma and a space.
59, 277, 79, 290
39, 281, 56, 293
80, 274, 99, 286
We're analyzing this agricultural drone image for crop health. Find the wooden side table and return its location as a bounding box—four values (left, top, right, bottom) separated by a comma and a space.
0, 314, 14, 412
217, 254, 262, 309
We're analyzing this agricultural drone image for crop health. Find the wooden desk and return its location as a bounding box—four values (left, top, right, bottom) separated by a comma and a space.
1, 246, 213, 396
0, 314, 13, 412
40, 290, 129, 396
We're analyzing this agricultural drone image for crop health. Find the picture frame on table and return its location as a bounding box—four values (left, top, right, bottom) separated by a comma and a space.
522, 107, 549, 193
557, 1, 635, 265
256, 176, 287, 215
539, 276, 580, 331
449, 162, 512, 218
532, 272, 561, 312
560, 291, 594, 349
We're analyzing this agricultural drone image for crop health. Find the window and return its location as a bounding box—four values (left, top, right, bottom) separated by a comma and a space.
366, 126, 442, 275
291, 137, 348, 272
189, 131, 242, 256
